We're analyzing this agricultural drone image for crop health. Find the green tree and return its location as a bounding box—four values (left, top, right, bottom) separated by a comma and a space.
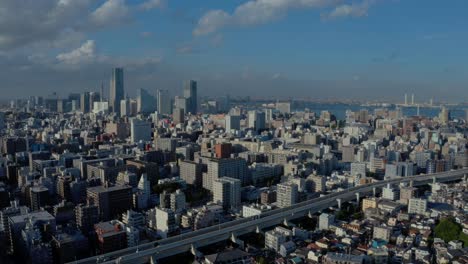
435, 218, 462, 243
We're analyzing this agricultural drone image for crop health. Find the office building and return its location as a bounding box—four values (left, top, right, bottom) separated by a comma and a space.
275, 102, 291, 114
173, 107, 185, 125
307, 175, 326, 193
157, 89, 171, 115
80, 92, 90, 113
183, 80, 197, 114
225, 115, 241, 133
399, 186, 417, 205
179, 160, 203, 187
75, 203, 99, 234
248, 110, 266, 132
215, 143, 232, 159
204, 158, 248, 191
212, 177, 241, 210
30, 186, 49, 211
130, 118, 152, 143
109, 68, 124, 115
276, 182, 298, 208
137, 88, 156, 114
86, 185, 133, 220
170, 189, 186, 213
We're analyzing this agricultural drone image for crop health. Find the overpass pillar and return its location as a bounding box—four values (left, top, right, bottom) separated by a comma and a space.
230, 233, 245, 248
336, 198, 342, 209
150, 255, 158, 264
409, 180, 414, 187
190, 244, 203, 258
464, 174, 467, 182
255, 225, 263, 234
433, 176, 437, 184
373, 187, 377, 197
355, 192, 360, 203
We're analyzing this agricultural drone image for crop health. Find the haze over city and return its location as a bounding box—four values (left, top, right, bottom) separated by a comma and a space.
1, 0, 468, 101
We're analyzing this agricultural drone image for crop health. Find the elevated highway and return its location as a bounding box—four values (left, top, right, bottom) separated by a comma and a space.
72, 169, 468, 264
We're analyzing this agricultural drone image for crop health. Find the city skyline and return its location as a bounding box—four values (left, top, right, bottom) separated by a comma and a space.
0, 0, 468, 102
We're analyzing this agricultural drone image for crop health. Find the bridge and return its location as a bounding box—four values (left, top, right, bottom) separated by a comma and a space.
72, 169, 468, 264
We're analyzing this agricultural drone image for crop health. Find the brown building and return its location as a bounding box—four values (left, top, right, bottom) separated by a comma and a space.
215, 143, 232, 159
260, 190, 276, 205
94, 221, 127, 254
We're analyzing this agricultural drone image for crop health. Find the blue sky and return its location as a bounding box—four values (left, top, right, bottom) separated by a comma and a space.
0, 0, 467, 102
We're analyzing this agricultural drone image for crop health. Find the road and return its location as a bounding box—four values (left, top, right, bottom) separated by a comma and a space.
72, 169, 468, 264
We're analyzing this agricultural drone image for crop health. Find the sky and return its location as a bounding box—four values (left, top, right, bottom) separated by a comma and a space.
0, 0, 467, 103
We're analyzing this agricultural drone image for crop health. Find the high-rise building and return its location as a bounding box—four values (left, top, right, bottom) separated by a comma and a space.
130, 118, 152, 143
75, 203, 99, 234
248, 110, 266, 133
86, 185, 132, 220
276, 182, 298, 208
137, 88, 156, 114
215, 143, 232, 159
30, 186, 49, 211
173, 107, 185, 125
183, 80, 197, 114
179, 160, 203, 187
204, 158, 248, 191
170, 189, 186, 213
109, 68, 124, 115
225, 115, 241, 133
80, 92, 90, 113
212, 177, 241, 210
157, 89, 171, 115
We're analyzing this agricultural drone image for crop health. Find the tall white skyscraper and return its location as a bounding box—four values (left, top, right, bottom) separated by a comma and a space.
157, 89, 171, 115
109, 68, 124, 115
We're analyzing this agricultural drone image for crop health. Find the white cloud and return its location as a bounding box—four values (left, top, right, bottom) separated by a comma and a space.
321, 0, 374, 20
193, 0, 336, 36
89, 0, 131, 28
0, 0, 92, 49
139, 0, 166, 10
56, 40, 96, 65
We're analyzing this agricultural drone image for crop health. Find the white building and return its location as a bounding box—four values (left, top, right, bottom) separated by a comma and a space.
319, 213, 335, 230
265, 226, 292, 251
155, 208, 176, 238
408, 198, 427, 215
276, 182, 298, 208
212, 177, 241, 210
382, 183, 400, 201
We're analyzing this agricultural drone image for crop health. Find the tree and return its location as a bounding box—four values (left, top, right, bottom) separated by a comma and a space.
435, 218, 462, 243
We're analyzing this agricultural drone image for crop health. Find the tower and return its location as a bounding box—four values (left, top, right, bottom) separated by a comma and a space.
109, 68, 124, 115
183, 80, 197, 114
404, 94, 407, 105
411, 94, 414, 105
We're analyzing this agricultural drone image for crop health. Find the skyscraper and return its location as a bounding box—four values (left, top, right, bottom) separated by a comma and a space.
183, 80, 197, 114
109, 68, 124, 115
157, 89, 171, 115
137, 88, 156, 114
80, 92, 90, 113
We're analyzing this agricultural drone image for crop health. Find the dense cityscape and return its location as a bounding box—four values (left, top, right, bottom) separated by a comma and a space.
0, 67, 466, 264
